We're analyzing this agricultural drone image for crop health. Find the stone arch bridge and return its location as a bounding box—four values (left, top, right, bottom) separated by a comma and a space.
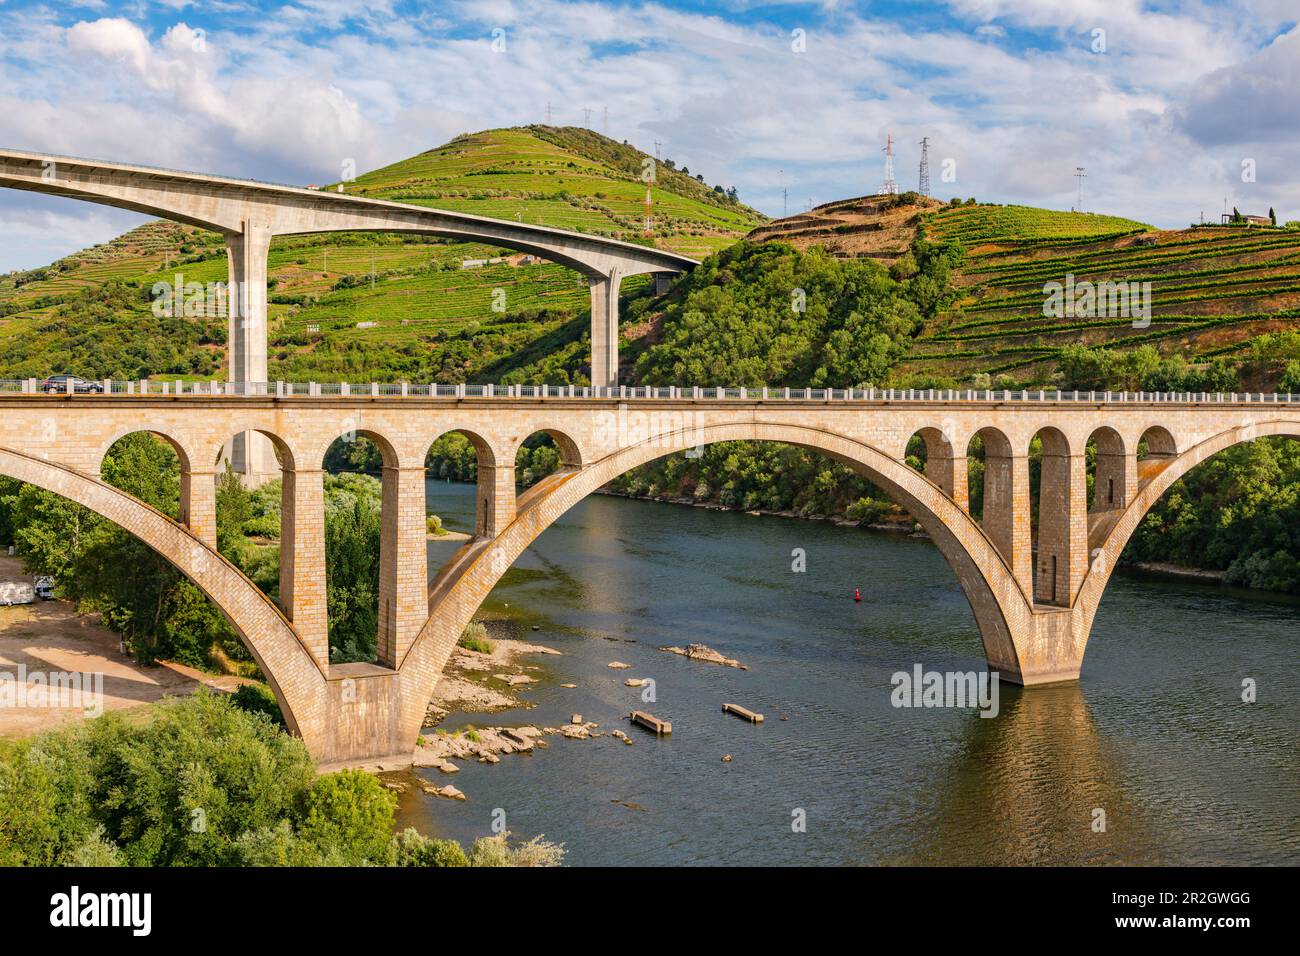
0, 384, 1294, 766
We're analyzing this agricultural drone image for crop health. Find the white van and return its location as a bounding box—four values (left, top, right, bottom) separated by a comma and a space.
0, 580, 36, 606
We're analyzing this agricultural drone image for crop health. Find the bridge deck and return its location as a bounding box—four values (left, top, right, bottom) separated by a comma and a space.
1, 380, 1294, 405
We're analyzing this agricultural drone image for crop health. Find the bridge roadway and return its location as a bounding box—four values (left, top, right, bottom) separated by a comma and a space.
0, 384, 1295, 765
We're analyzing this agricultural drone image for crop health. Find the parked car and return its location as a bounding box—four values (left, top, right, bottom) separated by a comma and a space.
41, 375, 103, 394
34, 576, 55, 600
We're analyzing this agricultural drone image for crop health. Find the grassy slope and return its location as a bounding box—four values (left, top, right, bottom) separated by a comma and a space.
0, 126, 765, 384
900, 203, 1300, 385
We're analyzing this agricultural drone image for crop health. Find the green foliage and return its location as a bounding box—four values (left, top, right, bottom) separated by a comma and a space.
0, 693, 563, 867
1056, 344, 1240, 392
324, 472, 383, 662
633, 241, 924, 388
1125, 437, 1300, 592
465, 831, 565, 867
458, 621, 493, 654
297, 770, 398, 866
394, 827, 470, 867
231, 682, 285, 727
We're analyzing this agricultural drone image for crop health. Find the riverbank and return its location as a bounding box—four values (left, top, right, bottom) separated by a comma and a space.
0, 556, 249, 738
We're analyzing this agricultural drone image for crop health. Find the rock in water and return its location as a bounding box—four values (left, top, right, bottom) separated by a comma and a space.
658, 643, 748, 670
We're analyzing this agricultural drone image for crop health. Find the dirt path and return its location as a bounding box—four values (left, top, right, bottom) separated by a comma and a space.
0, 554, 241, 738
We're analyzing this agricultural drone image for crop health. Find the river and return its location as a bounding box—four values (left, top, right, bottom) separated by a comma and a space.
394, 479, 1300, 865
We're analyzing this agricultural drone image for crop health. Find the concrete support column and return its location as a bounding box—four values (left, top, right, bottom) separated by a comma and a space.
925, 447, 969, 512
1092, 448, 1137, 512
225, 220, 277, 486
654, 273, 672, 296
377, 465, 428, 669
1035, 452, 1089, 606
179, 468, 218, 549
280, 467, 328, 668
982, 451, 1032, 594
475, 462, 517, 537
589, 267, 623, 390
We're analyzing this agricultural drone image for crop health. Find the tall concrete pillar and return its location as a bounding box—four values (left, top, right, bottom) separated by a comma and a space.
179, 468, 218, 549
280, 467, 328, 668
921, 431, 969, 512
589, 267, 622, 390
225, 220, 278, 487
982, 450, 1032, 596
1092, 447, 1136, 512
1035, 450, 1088, 606
475, 462, 516, 537
377, 465, 428, 669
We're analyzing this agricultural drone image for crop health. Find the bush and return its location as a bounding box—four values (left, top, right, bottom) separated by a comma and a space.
459, 621, 493, 654
297, 770, 398, 866
394, 827, 469, 867
231, 682, 284, 727
465, 831, 564, 867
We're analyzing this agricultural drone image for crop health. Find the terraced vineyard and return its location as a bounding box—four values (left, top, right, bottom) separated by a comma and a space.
0, 127, 763, 384
899, 203, 1300, 387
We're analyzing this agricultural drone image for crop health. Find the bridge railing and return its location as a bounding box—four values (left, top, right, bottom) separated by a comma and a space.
2, 378, 1295, 403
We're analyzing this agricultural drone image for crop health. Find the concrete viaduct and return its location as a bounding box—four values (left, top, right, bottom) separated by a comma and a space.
0, 148, 696, 480
0, 384, 1294, 766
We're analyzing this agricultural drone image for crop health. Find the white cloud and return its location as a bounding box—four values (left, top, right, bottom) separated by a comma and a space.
2, 0, 1300, 270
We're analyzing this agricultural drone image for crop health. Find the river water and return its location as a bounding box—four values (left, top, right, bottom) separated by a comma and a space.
395, 479, 1299, 866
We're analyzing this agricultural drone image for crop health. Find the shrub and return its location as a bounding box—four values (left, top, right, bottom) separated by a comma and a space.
458, 621, 493, 654
466, 831, 564, 867
231, 682, 284, 727
394, 828, 469, 867
297, 770, 398, 866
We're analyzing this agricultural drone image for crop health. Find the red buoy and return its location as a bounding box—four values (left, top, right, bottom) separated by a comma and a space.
854, 587, 862, 603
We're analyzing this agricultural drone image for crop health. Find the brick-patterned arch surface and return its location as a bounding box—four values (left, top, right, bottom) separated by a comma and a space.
1074, 420, 1300, 640
395, 421, 1037, 752
0, 447, 327, 741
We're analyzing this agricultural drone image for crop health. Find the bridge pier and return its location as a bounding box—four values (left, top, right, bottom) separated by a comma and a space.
589, 267, 622, 389
225, 221, 278, 487
377, 465, 429, 668
981, 446, 1033, 595
280, 467, 329, 668
1034, 446, 1088, 606
178, 468, 217, 548
475, 462, 516, 536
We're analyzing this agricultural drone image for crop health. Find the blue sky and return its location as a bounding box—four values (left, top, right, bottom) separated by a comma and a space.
1, 0, 1299, 271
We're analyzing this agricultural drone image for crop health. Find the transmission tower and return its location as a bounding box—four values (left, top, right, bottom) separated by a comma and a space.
545, 101, 552, 124
880, 133, 899, 196
1074, 166, 1087, 211
918, 137, 931, 197
602, 106, 608, 135
583, 107, 592, 128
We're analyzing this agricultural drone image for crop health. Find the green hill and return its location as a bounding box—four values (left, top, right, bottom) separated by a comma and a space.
0, 126, 766, 384
899, 202, 1300, 390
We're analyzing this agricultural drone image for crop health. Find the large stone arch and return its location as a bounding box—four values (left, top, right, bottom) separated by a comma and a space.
1074, 419, 1300, 641
0, 446, 326, 743
395, 421, 1038, 746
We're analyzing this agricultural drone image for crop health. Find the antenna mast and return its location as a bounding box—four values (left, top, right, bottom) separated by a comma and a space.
1074, 166, 1087, 211
918, 137, 931, 197
880, 133, 899, 196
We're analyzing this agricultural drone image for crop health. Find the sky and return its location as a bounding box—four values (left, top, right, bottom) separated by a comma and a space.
0, 0, 1297, 271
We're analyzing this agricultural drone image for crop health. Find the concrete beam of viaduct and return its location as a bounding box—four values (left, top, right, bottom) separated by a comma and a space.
0, 148, 697, 460
2, 394, 1296, 766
